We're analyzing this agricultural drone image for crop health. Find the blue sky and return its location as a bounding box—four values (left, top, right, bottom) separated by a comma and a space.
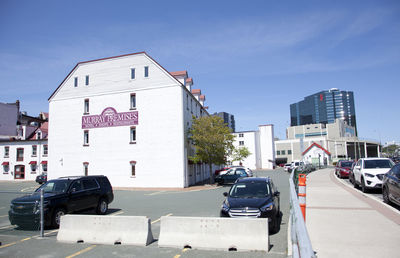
1, 0, 399, 144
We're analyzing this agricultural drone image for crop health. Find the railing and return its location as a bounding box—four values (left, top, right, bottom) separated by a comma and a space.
289, 170, 316, 258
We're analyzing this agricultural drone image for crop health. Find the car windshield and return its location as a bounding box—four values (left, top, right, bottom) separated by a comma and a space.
364, 160, 393, 169
229, 181, 270, 198
341, 161, 353, 167
36, 180, 70, 193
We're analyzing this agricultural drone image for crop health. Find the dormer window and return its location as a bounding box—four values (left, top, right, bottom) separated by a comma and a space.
144, 66, 149, 78
131, 68, 136, 79
85, 75, 89, 86
74, 77, 78, 87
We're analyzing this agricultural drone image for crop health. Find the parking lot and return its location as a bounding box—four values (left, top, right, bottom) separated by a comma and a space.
0, 169, 290, 258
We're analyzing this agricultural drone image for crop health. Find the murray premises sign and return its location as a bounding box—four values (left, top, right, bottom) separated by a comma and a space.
82, 107, 138, 129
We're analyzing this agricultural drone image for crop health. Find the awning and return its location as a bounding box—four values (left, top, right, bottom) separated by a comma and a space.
2, 162, 9, 166
29, 161, 37, 165
41, 161, 48, 164
129, 160, 137, 164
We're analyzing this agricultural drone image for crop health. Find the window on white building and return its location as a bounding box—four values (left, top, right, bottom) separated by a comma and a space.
84, 99, 89, 114
31, 163, 37, 173
37, 131, 42, 139
83, 162, 89, 176
130, 93, 136, 109
85, 75, 89, 86
186, 95, 189, 110
43, 145, 48, 156
288, 150, 292, 155
84, 130, 89, 146
130, 161, 136, 177
32, 145, 37, 156
3, 164, 9, 174
144, 66, 149, 77
282, 150, 286, 155
239, 141, 244, 146
277, 150, 281, 155
239, 133, 244, 137
17, 148, 24, 161
42, 163, 48, 172
191, 99, 193, 113
131, 68, 135, 79
130, 127, 136, 143
4, 146, 9, 157
74, 77, 78, 87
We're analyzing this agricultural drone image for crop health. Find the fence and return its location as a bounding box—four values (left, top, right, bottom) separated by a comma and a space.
289, 169, 316, 258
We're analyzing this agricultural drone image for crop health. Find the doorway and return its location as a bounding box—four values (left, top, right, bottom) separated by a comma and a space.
14, 165, 25, 179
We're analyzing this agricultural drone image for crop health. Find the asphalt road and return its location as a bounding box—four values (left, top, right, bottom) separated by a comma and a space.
0, 169, 290, 258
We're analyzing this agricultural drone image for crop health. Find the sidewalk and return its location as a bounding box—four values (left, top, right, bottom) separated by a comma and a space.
306, 168, 400, 258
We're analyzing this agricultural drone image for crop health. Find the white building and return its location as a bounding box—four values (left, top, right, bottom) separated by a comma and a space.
48, 52, 214, 188
0, 113, 48, 181
231, 125, 275, 170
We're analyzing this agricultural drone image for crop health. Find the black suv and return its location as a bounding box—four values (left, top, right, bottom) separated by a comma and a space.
9, 175, 114, 228
220, 177, 281, 233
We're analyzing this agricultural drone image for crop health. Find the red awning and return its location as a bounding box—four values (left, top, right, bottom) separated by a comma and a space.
129, 160, 136, 164
2, 162, 9, 166
41, 161, 48, 164
29, 161, 37, 165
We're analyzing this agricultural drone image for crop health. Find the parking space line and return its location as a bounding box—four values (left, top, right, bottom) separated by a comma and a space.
0, 215, 8, 218
145, 191, 166, 196
0, 241, 17, 249
65, 245, 97, 258
0, 207, 5, 209
0, 225, 15, 230
151, 213, 172, 224
109, 211, 124, 216
20, 186, 37, 192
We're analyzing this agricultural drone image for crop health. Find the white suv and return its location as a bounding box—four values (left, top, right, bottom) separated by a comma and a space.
352, 158, 394, 193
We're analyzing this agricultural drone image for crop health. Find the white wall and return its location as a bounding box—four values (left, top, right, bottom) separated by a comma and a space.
0, 141, 48, 181
49, 53, 195, 188
231, 131, 258, 170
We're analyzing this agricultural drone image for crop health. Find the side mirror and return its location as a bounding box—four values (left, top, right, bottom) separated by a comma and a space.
223, 192, 228, 197
274, 191, 280, 197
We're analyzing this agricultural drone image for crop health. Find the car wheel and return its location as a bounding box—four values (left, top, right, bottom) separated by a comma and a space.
96, 198, 108, 215
52, 208, 66, 228
383, 187, 390, 204
349, 174, 353, 184
269, 213, 280, 234
361, 177, 368, 193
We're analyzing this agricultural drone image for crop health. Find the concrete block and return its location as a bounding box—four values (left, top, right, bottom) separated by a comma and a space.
57, 215, 153, 246
158, 216, 269, 252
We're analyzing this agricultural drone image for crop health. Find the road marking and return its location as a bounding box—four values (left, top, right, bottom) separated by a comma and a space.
145, 191, 166, 196
0, 207, 5, 209
182, 247, 190, 252
0, 241, 17, 249
109, 211, 124, 216
173, 255, 181, 258
20, 237, 31, 242
151, 213, 173, 224
65, 245, 96, 258
21, 186, 37, 192
0, 215, 8, 218
0, 225, 15, 230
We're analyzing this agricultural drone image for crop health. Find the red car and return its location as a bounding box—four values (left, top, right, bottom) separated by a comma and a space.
335, 160, 354, 178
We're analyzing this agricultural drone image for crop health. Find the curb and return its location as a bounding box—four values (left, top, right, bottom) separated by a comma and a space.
332, 170, 400, 216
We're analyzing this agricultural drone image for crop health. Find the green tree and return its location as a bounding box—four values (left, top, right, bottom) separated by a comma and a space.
382, 144, 400, 157
231, 146, 252, 164
189, 115, 235, 184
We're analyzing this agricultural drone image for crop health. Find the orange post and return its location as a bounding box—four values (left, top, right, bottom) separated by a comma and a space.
298, 174, 307, 221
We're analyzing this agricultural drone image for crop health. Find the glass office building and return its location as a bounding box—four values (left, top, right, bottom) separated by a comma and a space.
214, 112, 235, 132
290, 88, 357, 134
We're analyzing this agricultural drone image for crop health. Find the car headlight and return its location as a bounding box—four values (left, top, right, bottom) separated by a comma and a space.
221, 201, 230, 212
364, 173, 375, 178
260, 203, 274, 212
33, 201, 49, 214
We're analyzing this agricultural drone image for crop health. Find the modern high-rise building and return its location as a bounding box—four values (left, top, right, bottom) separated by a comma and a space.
214, 112, 235, 132
290, 88, 357, 135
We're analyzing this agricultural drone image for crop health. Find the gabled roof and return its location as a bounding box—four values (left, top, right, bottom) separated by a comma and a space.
302, 142, 331, 156
48, 51, 187, 101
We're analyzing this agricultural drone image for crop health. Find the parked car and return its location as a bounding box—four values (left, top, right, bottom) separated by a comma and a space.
219, 166, 253, 177
283, 163, 292, 172
352, 158, 394, 193
288, 161, 303, 173
349, 162, 357, 185
382, 163, 400, 206
215, 168, 248, 185
35, 172, 47, 184
335, 160, 354, 178
220, 177, 281, 233
9, 175, 114, 228
215, 167, 230, 176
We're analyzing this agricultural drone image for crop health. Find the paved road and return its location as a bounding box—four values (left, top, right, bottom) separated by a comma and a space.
0, 169, 290, 258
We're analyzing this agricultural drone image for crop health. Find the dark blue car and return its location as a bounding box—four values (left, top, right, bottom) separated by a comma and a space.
214, 168, 248, 185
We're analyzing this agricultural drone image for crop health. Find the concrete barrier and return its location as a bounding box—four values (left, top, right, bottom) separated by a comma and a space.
57, 215, 153, 246
158, 216, 269, 252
